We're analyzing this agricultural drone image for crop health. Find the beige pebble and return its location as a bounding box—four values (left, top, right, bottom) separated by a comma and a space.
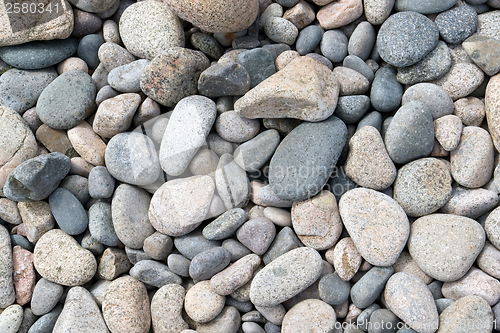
454, 97, 485, 127
434, 115, 463, 151
188, 148, 219, 176
248, 205, 266, 219
326, 237, 362, 282
283, 0, 315, 29
98, 248, 131, 280
70, 157, 95, 177
151, 284, 189, 333
433, 62, 484, 100
282, 299, 336, 333
0, 198, 22, 225
35, 124, 77, 157
210, 254, 261, 296
103, 20, 122, 45
430, 139, 450, 157
56, 57, 89, 74
317, 0, 363, 29
185, 280, 225, 323
143, 232, 173, 261
392, 251, 432, 284
17, 201, 55, 243
442, 267, 500, 306
477, 242, 500, 279
132, 97, 161, 127
333, 66, 370, 96
93, 93, 142, 138
67, 121, 107, 166
275, 50, 300, 71
263, 207, 291, 227
22, 107, 43, 133
486, 73, 500, 152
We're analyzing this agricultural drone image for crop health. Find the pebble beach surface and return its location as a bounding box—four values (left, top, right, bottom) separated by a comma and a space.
2, 0, 500, 332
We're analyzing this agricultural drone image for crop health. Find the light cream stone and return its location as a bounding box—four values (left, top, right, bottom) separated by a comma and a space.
67, 121, 107, 166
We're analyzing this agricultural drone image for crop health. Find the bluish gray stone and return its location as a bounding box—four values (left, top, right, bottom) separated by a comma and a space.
370, 67, 403, 113
59, 175, 90, 205
77, 34, 104, 70
401, 83, 454, 119
296, 25, 323, 55
129, 259, 182, 288
265, 323, 282, 333
203, 208, 248, 241
334, 95, 371, 125
435, 5, 478, 44
368, 309, 399, 333
326, 166, 358, 202
357, 111, 382, 132
234, 129, 280, 172
49, 188, 88, 235
10, 235, 33, 252
88, 166, 115, 199
428, 281, 443, 299
226, 296, 254, 313
262, 226, 302, 265
357, 304, 381, 331
262, 43, 291, 61
31, 279, 64, 316
320, 29, 348, 63
237, 48, 276, 88
343, 55, 375, 82
88, 201, 121, 247
318, 272, 351, 306
395, 0, 457, 14
435, 298, 454, 314
107, 59, 150, 93
124, 247, 151, 265
377, 11, 440, 67
189, 247, 231, 280
232, 36, 261, 49
174, 230, 221, 260
264, 17, 299, 45
28, 304, 63, 333
396, 41, 452, 85
350, 266, 394, 309
222, 238, 253, 262
275, 0, 299, 6
0, 68, 57, 114
198, 61, 251, 97
4, 152, 71, 202
397, 329, 417, 333
269, 116, 347, 202
36, 70, 97, 130
167, 254, 191, 277
348, 21, 376, 61
385, 102, 434, 164
0, 38, 78, 70
305, 53, 333, 70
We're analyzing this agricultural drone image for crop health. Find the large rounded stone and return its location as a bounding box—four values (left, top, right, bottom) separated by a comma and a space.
437, 295, 493, 333
281, 299, 336, 333
0, 225, 15, 308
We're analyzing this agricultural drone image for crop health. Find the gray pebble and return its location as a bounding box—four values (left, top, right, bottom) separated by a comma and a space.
394, 0, 456, 15
88, 166, 115, 199
203, 208, 248, 241
215, 153, 250, 209
262, 43, 291, 61
236, 217, 276, 256
49, 188, 88, 235
10, 234, 33, 252
28, 305, 63, 333
129, 259, 182, 287
198, 61, 251, 98
401, 83, 454, 119
435, 298, 454, 314
237, 48, 276, 88
191, 33, 224, 60
77, 34, 105, 70
370, 67, 402, 113
318, 272, 351, 306
343, 55, 375, 82
234, 129, 280, 172
320, 29, 348, 63
264, 17, 298, 45
262, 226, 301, 265
125, 247, 151, 265
335, 95, 371, 125
174, 230, 221, 260
189, 247, 232, 280
367, 309, 399, 333
222, 239, 253, 262
167, 254, 191, 277
439, 187, 498, 219
59, 175, 90, 205
107, 59, 149, 93
88, 201, 121, 247
296, 25, 323, 55
350, 266, 394, 309
435, 5, 478, 44
326, 166, 358, 202
348, 21, 376, 61
357, 111, 382, 132
357, 304, 381, 331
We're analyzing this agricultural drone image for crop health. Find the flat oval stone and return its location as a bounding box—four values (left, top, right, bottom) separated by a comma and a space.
88, 201, 120, 247
385, 101, 434, 164
31, 278, 64, 316
370, 67, 403, 113
203, 208, 248, 241
167, 254, 191, 277
130, 259, 182, 287
0, 38, 78, 70
281, 299, 336, 333
339, 188, 409, 266
433, 62, 484, 100
111, 184, 155, 249
393, 158, 453, 217
402, 83, 454, 119
348, 21, 376, 61
0, 304, 23, 333
36, 70, 96, 130
408, 214, 485, 282
317, 0, 363, 30
442, 267, 500, 306
234, 130, 280, 172
33, 229, 97, 286
269, 116, 347, 202
105, 132, 160, 186
216, 111, 260, 143
210, 253, 261, 296
174, 230, 221, 260
88, 166, 115, 199
318, 272, 351, 305
250, 247, 323, 307
385, 272, 439, 333
119, 1, 184, 60
395, 0, 456, 14
437, 295, 493, 333
350, 266, 394, 309
102, 276, 151, 333
439, 187, 498, 219
49, 188, 88, 235
184, 280, 225, 323
151, 284, 188, 333
436, 5, 477, 44
296, 25, 323, 55
264, 17, 299, 45
377, 11, 439, 67
4, 152, 71, 202
189, 247, 231, 281
450, 126, 494, 188
320, 29, 348, 63
0, 225, 15, 308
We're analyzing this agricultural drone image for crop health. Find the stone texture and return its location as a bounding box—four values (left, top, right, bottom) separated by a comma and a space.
433, 62, 484, 100
326, 237, 362, 281
486, 73, 500, 152
210, 254, 261, 296
437, 295, 493, 333
184, 280, 225, 323
0, 225, 15, 308
151, 284, 188, 333
317, 0, 363, 30
281, 299, 336, 333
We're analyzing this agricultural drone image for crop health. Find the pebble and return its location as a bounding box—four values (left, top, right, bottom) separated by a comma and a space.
91, 64, 109, 91
486, 73, 500, 152
295, 25, 323, 55
350, 266, 394, 309
368, 309, 399, 333
111, 184, 155, 249
140, 48, 210, 107
264, 17, 299, 45
392, 251, 432, 284
236, 217, 276, 255
164, 0, 259, 33
28, 304, 63, 333
97, 247, 130, 280
236, 48, 276, 89
33, 229, 97, 286
283, 1, 316, 29
107, 59, 149, 93
433, 62, 484, 100
442, 267, 500, 305
93, 93, 141, 138
357, 111, 382, 132
49, 188, 88, 235
210, 253, 261, 295
189, 247, 231, 280
261, 3, 284, 29
159, 95, 216, 176
450, 126, 494, 188
345, 125, 397, 190
281, 299, 336, 333
196, 306, 241, 333
102, 276, 151, 333
339, 188, 409, 266
67, 121, 106, 166
174, 230, 221, 260
435, 5, 478, 44
333, 66, 370, 96
77, 34, 104, 70
477, 242, 500, 279
119, 1, 184, 60
363, 0, 394, 25
233, 130, 280, 172
88, 201, 120, 247
0, 198, 21, 225
191, 33, 224, 60
269, 116, 347, 201
250, 247, 323, 307
236, 56, 339, 121
317, 0, 363, 29
384, 272, 439, 333
198, 61, 251, 98
17, 201, 55, 243
184, 280, 226, 323
52, 286, 108, 333
56, 57, 89, 74
439, 186, 498, 219
69, 0, 117, 12
402, 83, 455, 119
384, 101, 435, 164
376, 11, 439, 67
35, 124, 77, 158
348, 21, 376, 61
149, 176, 215, 236
291, 190, 343, 250
129, 259, 182, 287
72, 9, 102, 38
4, 152, 70, 202
0, 38, 78, 70
242, 322, 265, 333
98, 42, 135, 72
203, 208, 248, 240
408, 214, 485, 282
0, 225, 15, 308
318, 272, 351, 305
395, 0, 456, 13
102, 20, 121, 44
216, 111, 260, 143
343, 55, 375, 82
88, 167, 115, 199
262, 226, 301, 264
434, 115, 462, 151
393, 158, 452, 217
437, 295, 493, 332
327, 237, 362, 281
320, 30, 348, 63
167, 254, 191, 278
31, 279, 64, 316
151, 284, 188, 333
463, 35, 500, 76
215, 153, 250, 210
0, 304, 23, 333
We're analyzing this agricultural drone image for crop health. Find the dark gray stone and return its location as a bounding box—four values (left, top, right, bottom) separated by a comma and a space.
88, 166, 115, 199
191, 33, 224, 60
348, 21, 376, 61
167, 253, 191, 277
174, 230, 221, 260
88, 201, 121, 247
262, 226, 302, 265
28, 304, 63, 333
334, 95, 371, 125
320, 29, 348, 63
263, 118, 302, 136
326, 166, 358, 202
357, 111, 382, 132
368, 309, 399, 333
226, 296, 254, 313
385, 102, 434, 164
10, 234, 33, 252
343, 55, 375, 82
376, 11, 440, 67
0, 38, 78, 70
269, 116, 347, 201
296, 25, 323, 55
275, 0, 299, 6
77, 34, 105, 70
350, 266, 394, 309
36, 70, 97, 130
370, 67, 403, 113
198, 62, 251, 97
4, 152, 71, 202
233, 129, 280, 172
129, 259, 182, 287
236, 48, 276, 88
0, 68, 57, 114
265, 323, 282, 333
49, 188, 88, 235
428, 281, 443, 299
262, 43, 291, 61
318, 272, 351, 305
232, 36, 260, 49
395, 0, 457, 14
236, 217, 276, 255
435, 5, 478, 44
397, 329, 417, 333
203, 208, 248, 241
222, 238, 253, 262
59, 175, 90, 205
189, 247, 232, 280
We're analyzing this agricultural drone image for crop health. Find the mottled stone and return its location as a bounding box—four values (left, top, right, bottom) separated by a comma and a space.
31, 278, 64, 316
0, 225, 15, 308
281, 299, 336, 333
395, 0, 456, 14
210, 254, 261, 296
236, 217, 276, 255
333, 66, 370, 96
442, 267, 500, 306
198, 61, 251, 98
215, 153, 250, 210
364, 0, 394, 25
151, 284, 188, 333
350, 266, 394, 309
17, 201, 55, 243
317, 0, 363, 30
326, 237, 362, 282
439, 187, 498, 219
437, 295, 493, 333
433, 62, 484, 100
184, 280, 225, 323
0, 304, 23, 333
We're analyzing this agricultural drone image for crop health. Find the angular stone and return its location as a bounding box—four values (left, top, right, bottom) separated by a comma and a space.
17, 201, 55, 243
326, 237, 362, 282
98, 248, 130, 281
93, 93, 141, 138
198, 61, 251, 97
67, 121, 106, 166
